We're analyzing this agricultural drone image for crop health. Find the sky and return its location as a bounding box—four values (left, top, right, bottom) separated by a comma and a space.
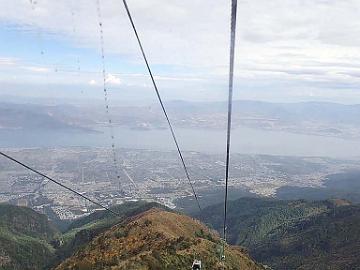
1, 0, 360, 104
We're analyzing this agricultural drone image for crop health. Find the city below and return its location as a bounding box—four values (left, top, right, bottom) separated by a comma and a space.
1, 147, 359, 220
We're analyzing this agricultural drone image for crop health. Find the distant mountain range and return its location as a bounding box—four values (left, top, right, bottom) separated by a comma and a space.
164, 100, 360, 137
197, 197, 360, 270
0, 103, 96, 132
2, 100, 360, 138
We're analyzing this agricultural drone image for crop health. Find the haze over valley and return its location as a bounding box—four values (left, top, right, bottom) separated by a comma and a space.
2, 98, 360, 220
1, 0, 360, 269
1, 146, 360, 221
2, 100, 360, 157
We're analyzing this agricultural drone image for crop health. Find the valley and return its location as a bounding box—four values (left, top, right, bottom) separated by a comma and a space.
1, 147, 360, 220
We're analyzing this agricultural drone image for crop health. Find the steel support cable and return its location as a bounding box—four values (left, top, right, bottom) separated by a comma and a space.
70, 7, 83, 94
222, 0, 238, 260
0, 151, 120, 217
120, 0, 201, 211
95, 0, 123, 191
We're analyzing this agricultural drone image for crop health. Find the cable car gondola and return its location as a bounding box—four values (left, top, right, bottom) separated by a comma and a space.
192, 259, 202, 270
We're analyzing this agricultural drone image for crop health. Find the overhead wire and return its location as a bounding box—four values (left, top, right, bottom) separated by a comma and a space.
119, 0, 202, 212
70, 7, 83, 94
222, 0, 238, 261
95, 0, 124, 192
6, 2, 239, 254
0, 151, 120, 217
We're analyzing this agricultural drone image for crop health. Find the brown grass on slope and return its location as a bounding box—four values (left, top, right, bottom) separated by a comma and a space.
55, 208, 265, 270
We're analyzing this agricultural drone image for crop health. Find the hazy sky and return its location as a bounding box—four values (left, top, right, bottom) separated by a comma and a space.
1, 0, 360, 104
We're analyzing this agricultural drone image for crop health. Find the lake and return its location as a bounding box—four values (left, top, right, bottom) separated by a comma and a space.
1, 126, 360, 158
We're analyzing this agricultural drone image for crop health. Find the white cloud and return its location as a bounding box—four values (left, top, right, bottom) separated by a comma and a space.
21, 66, 49, 73
0, 57, 18, 66
1, 0, 360, 102
105, 73, 121, 85
3, 0, 360, 68
88, 79, 97, 85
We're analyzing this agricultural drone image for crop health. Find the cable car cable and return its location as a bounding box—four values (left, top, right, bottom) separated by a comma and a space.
95, 0, 124, 192
222, 0, 238, 260
0, 151, 120, 217
119, 0, 202, 212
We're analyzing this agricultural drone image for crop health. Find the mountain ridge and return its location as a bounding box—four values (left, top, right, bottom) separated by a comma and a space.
55, 207, 265, 270
0, 203, 60, 270
197, 197, 360, 270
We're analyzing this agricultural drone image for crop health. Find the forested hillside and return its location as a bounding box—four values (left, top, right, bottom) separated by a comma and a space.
0, 204, 59, 270
197, 197, 360, 270
0, 201, 265, 270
